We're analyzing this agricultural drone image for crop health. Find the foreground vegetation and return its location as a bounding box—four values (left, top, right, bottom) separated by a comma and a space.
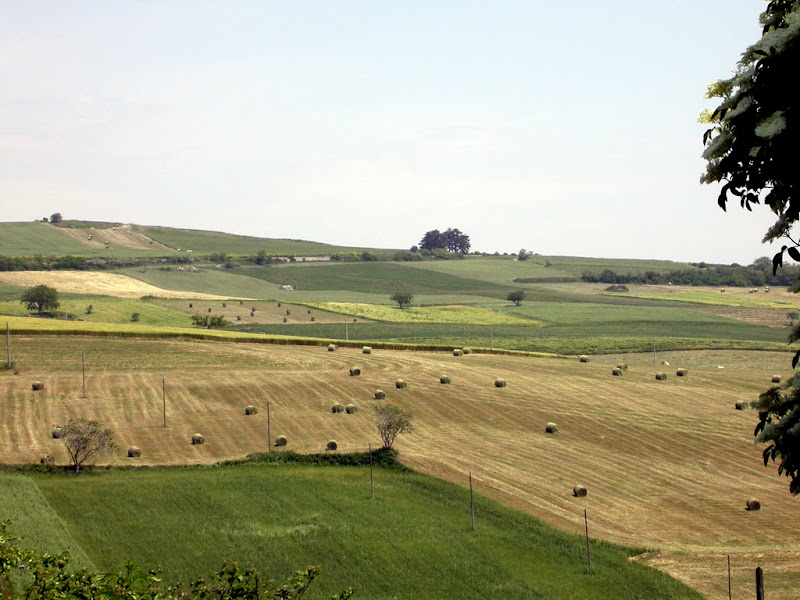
1, 463, 702, 600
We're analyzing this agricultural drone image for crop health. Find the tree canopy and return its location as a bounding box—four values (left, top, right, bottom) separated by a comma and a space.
373, 404, 414, 449
20, 284, 60, 315
59, 418, 115, 473
419, 228, 471, 253
702, 0, 800, 495
507, 290, 525, 306
390, 291, 414, 308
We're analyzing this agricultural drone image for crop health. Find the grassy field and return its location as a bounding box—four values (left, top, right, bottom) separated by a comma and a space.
1, 335, 799, 599
1, 466, 701, 600
0, 297, 193, 327
0, 222, 163, 258
137, 225, 390, 256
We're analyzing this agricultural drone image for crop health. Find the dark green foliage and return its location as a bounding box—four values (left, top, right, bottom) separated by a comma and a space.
131, 312, 140, 322
390, 290, 413, 308
507, 290, 525, 306
49, 213, 62, 223
190, 314, 229, 328
752, 380, 800, 494
59, 418, 114, 473
419, 228, 471, 253
20, 285, 59, 315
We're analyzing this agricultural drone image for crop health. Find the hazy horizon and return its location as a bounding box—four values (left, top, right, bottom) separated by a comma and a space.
0, 1, 782, 264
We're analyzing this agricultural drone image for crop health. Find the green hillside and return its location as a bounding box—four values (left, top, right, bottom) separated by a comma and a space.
1, 465, 702, 600
137, 225, 391, 256
0, 222, 102, 257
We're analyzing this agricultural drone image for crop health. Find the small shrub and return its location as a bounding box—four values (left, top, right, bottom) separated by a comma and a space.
346, 404, 358, 414
395, 379, 407, 389
573, 485, 588, 497
32, 381, 44, 391
331, 403, 344, 413
363, 346, 372, 354
545, 422, 559, 434
275, 435, 288, 447
746, 498, 761, 511
326, 440, 338, 451
440, 375, 451, 384
676, 368, 688, 377
245, 405, 258, 415
328, 344, 338, 352
655, 373, 667, 381
453, 349, 463, 356
349, 367, 361, 376
127, 446, 141, 458
191, 433, 204, 445
579, 355, 589, 363
495, 378, 507, 388
374, 389, 386, 400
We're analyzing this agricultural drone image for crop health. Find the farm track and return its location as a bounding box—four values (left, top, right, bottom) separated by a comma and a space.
1, 337, 798, 599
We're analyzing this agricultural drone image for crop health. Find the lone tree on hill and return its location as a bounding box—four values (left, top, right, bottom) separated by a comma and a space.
418, 228, 471, 253
390, 291, 414, 308
507, 290, 525, 306
20, 285, 60, 316
49, 212, 63, 223
701, 0, 800, 494
373, 404, 413, 449
60, 418, 115, 473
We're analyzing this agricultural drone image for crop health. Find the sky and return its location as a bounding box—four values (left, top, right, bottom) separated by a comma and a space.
0, 1, 783, 264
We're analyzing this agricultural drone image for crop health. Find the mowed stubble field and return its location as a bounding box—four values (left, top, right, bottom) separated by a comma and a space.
1, 335, 798, 600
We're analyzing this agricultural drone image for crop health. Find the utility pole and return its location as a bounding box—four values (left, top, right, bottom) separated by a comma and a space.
162, 379, 167, 427
5, 323, 10, 368
81, 352, 86, 398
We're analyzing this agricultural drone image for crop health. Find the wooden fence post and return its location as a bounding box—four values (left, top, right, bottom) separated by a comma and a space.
756, 566, 764, 600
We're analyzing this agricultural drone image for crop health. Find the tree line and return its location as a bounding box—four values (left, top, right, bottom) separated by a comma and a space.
581, 258, 800, 287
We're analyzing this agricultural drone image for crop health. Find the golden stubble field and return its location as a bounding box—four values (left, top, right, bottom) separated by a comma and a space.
1, 336, 798, 600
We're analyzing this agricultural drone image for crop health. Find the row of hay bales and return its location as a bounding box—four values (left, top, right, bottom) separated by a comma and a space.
331, 402, 359, 414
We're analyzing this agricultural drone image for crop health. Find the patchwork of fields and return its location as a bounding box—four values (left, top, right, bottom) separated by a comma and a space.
1, 335, 798, 599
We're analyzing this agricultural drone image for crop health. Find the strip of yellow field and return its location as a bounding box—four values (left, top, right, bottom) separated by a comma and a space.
613, 284, 799, 309
52, 223, 173, 251
304, 302, 542, 325
0, 271, 246, 300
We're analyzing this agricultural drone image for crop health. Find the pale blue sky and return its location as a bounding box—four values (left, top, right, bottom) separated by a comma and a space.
0, 1, 780, 263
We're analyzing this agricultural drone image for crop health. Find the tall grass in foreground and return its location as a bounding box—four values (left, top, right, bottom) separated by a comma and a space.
20, 465, 701, 600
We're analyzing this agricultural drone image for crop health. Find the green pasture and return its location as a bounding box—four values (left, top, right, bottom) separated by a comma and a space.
303, 302, 540, 325
236, 262, 515, 296
2, 465, 701, 600
0, 222, 158, 258
0, 296, 192, 327
623, 290, 800, 309
116, 266, 282, 299
405, 256, 577, 284
137, 225, 388, 256
533, 255, 695, 277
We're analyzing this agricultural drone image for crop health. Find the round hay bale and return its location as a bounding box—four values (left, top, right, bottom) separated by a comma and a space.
346, 403, 358, 414
495, 378, 507, 388
307, 309, 311, 314
191, 433, 205, 445
310, 316, 315, 322
462, 347, 472, 355
349, 367, 361, 376
39, 455, 54, 465
676, 368, 688, 377
286, 309, 291, 315
331, 403, 344, 413
275, 435, 287, 447
245, 405, 258, 415
283, 317, 287, 323
579, 355, 589, 363
735, 401, 748, 410
396, 379, 407, 389
440, 375, 452, 384
127, 446, 141, 458
362, 346, 372, 354
328, 344, 338, 352
31, 381, 44, 391
612, 368, 623, 376
51, 426, 63, 439
772, 375, 782, 383
573, 485, 588, 498
746, 498, 761, 511
545, 422, 559, 434
617, 363, 628, 371
326, 440, 338, 451
374, 389, 386, 400
453, 349, 463, 357
661, 360, 671, 366
655, 373, 667, 381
